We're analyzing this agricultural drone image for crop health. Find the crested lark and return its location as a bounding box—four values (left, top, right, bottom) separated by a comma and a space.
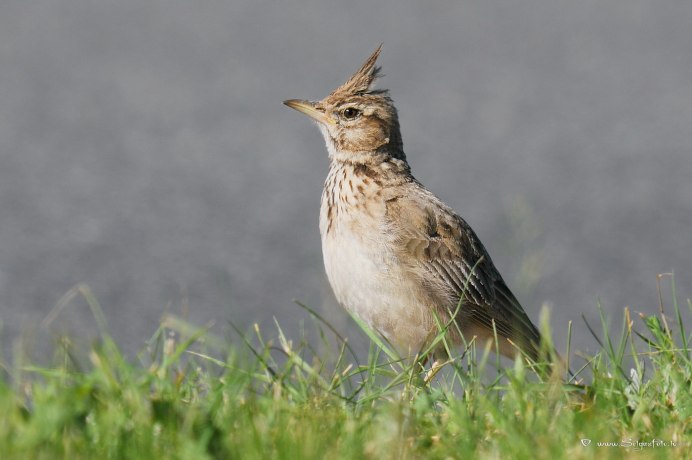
284, 46, 544, 361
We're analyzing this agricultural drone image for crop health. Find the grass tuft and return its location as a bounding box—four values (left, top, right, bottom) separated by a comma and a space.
0, 280, 690, 459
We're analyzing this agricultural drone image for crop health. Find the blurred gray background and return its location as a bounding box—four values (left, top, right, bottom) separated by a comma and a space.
1, 1, 690, 361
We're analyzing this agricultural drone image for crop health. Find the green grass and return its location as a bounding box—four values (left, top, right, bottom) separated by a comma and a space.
1, 281, 690, 459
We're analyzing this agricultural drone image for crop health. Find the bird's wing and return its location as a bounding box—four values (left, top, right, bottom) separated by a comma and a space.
384, 189, 542, 359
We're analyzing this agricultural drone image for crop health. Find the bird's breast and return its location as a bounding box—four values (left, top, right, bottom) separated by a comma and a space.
319, 177, 392, 312
319, 172, 433, 353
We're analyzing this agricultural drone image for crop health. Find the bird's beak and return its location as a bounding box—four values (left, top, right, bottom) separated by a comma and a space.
283, 99, 335, 125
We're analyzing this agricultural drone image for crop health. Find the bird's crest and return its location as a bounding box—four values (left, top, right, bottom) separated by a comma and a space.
330, 45, 385, 97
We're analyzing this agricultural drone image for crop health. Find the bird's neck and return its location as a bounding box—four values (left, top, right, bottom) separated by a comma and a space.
327, 152, 412, 183
328, 146, 406, 164
320, 155, 414, 236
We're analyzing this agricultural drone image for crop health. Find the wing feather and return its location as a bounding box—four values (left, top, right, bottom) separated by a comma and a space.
386, 190, 542, 359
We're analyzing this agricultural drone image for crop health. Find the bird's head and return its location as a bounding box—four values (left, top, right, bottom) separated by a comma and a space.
284, 45, 405, 162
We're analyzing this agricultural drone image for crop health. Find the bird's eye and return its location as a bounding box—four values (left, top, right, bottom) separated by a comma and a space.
341, 107, 360, 119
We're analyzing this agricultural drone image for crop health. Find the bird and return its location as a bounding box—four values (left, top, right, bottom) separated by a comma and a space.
284, 45, 545, 363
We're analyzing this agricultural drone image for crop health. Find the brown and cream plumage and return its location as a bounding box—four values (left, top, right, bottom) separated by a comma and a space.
284, 46, 544, 361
